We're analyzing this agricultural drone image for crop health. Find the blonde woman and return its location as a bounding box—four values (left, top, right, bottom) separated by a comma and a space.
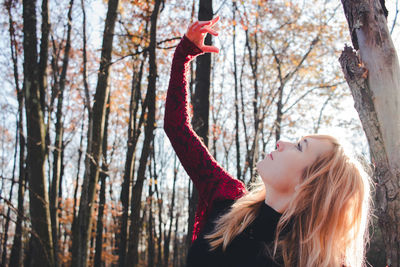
164, 16, 372, 267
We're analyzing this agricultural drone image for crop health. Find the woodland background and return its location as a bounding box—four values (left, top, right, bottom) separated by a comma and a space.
0, 0, 399, 266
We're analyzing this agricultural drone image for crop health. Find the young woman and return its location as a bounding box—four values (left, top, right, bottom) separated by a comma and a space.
164, 16, 372, 267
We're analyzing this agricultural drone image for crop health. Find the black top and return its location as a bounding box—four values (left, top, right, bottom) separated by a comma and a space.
186, 199, 283, 267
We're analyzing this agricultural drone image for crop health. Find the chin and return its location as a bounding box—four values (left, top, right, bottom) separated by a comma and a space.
256, 158, 268, 172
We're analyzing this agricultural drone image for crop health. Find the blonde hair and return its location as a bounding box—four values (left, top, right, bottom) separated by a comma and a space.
205, 135, 372, 267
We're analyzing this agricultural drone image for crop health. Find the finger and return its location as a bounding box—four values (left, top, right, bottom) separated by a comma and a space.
201, 45, 219, 54
198, 20, 213, 25
199, 27, 218, 36
210, 15, 220, 26
194, 20, 212, 31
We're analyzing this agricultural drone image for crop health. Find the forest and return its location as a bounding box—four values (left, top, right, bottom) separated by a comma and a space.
0, 0, 399, 266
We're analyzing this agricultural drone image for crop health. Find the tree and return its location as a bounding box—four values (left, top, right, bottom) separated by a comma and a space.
126, 0, 162, 265
94, 92, 111, 267
339, 0, 400, 265
118, 50, 147, 267
22, 0, 54, 265
49, 1, 74, 265
4, 1, 26, 266
186, 0, 213, 252
71, 0, 119, 265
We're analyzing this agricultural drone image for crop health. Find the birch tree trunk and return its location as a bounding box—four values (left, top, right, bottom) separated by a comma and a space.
339, 0, 400, 265
71, 0, 119, 265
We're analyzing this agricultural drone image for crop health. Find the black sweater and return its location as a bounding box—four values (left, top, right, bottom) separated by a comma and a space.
186, 199, 283, 267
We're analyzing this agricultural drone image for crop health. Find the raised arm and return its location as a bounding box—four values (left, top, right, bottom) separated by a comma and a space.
164, 17, 246, 203
164, 18, 247, 241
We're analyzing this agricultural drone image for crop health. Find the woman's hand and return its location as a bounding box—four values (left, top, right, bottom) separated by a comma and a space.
185, 16, 220, 54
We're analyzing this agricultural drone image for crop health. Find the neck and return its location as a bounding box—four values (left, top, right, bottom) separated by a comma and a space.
264, 186, 292, 213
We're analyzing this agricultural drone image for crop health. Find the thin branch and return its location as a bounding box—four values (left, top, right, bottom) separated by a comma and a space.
282, 82, 345, 113
110, 36, 181, 66
391, 0, 399, 35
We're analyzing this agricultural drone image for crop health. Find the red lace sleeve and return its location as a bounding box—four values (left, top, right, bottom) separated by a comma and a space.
164, 36, 247, 242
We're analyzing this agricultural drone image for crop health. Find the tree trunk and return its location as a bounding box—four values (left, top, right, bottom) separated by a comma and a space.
243, 4, 262, 183
5, 1, 26, 265
186, 0, 213, 252
71, 0, 119, 266
339, 0, 400, 266
232, 1, 241, 181
172, 211, 180, 267
23, 0, 54, 266
72, 0, 90, 228
148, 170, 155, 267
50, 1, 74, 265
275, 84, 283, 143
94, 92, 110, 267
38, 0, 49, 115
118, 54, 146, 267
126, 1, 161, 265
152, 147, 163, 267
1, 122, 18, 267
9, 107, 26, 267
164, 157, 178, 267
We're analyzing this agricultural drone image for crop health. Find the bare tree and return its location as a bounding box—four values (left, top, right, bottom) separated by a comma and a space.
49, 1, 74, 265
71, 0, 119, 265
232, 0, 241, 181
94, 92, 111, 267
23, 0, 54, 265
186, 0, 213, 253
118, 52, 147, 267
126, 1, 162, 265
4, 1, 26, 265
163, 156, 178, 267
339, 0, 400, 265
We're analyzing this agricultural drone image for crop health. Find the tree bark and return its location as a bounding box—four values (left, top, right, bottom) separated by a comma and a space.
38, 0, 49, 115
5, 1, 26, 265
242, 4, 262, 183
164, 157, 178, 267
71, 0, 119, 266
339, 0, 400, 265
94, 92, 110, 267
152, 147, 163, 267
72, 0, 90, 228
232, 1, 241, 181
126, 1, 161, 265
23, 0, 54, 265
50, 1, 74, 265
172, 211, 180, 267
118, 53, 146, 267
1, 120, 19, 267
147, 167, 155, 267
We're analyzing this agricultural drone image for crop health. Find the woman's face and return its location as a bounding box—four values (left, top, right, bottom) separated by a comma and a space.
257, 137, 332, 196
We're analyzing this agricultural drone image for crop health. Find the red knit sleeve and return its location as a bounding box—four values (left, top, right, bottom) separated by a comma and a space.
164, 36, 247, 242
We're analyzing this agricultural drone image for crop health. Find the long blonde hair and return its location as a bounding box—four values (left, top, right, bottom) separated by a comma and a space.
205, 135, 372, 267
